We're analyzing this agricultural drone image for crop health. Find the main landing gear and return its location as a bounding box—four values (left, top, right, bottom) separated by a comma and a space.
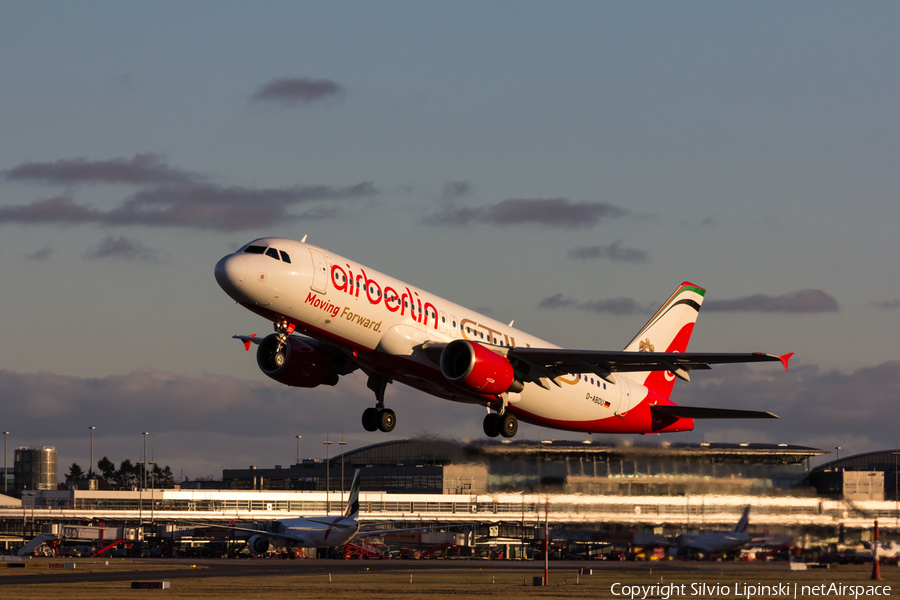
361, 374, 396, 433
483, 411, 518, 438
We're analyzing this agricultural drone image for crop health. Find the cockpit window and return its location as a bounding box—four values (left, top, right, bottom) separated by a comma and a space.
243, 245, 266, 254
280, 251, 291, 263
265, 248, 280, 260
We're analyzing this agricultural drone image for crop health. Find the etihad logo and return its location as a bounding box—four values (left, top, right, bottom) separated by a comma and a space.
639, 338, 654, 352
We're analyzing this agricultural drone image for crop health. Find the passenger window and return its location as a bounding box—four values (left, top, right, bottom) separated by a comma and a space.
280, 251, 291, 263
243, 245, 266, 254
265, 248, 280, 260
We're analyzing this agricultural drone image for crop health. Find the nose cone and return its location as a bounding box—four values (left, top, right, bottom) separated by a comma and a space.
214, 254, 249, 300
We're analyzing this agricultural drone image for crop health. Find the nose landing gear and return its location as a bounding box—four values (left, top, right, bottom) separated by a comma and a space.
361, 374, 396, 433
270, 320, 295, 369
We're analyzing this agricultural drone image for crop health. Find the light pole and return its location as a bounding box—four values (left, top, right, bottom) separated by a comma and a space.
89, 426, 96, 479
2, 432, 8, 494
296, 435, 302, 465
835, 446, 842, 465
148, 460, 157, 526
323, 433, 332, 516
140, 432, 148, 528
142, 433, 149, 490
339, 431, 347, 506
894, 449, 899, 529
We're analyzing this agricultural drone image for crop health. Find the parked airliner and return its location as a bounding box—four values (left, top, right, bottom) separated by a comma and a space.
214, 237, 792, 438
225, 469, 364, 554
672, 505, 752, 556
193, 470, 465, 553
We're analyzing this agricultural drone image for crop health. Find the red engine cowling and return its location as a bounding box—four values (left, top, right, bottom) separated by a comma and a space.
440, 339, 515, 395
256, 334, 338, 388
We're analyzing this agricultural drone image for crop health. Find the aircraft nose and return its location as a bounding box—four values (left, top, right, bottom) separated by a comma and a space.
214, 254, 249, 298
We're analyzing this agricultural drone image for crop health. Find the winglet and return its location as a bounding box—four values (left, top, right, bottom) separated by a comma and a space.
778, 352, 794, 371
239, 334, 257, 351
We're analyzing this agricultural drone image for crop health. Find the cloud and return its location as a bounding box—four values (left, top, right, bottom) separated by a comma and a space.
425, 198, 630, 228
4, 153, 199, 185
441, 181, 473, 201
0, 194, 103, 224
2, 359, 899, 478
540, 289, 839, 316
0, 368, 483, 478
874, 299, 900, 310
673, 360, 900, 458
704, 289, 839, 313
539, 293, 650, 315
0, 182, 377, 232
83, 235, 163, 262
24, 247, 53, 261
568, 240, 648, 263
251, 77, 344, 106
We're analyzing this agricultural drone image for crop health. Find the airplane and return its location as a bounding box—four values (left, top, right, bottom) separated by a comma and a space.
193, 470, 468, 554
212, 469, 364, 554
670, 505, 752, 556
214, 237, 792, 438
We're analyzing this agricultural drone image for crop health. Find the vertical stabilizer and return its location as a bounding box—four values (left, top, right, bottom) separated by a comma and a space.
624, 282, 705, 398
344, 469, 361, 520
732, 505, 751, 534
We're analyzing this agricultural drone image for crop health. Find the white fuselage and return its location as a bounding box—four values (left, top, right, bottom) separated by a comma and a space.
268, 516, 360, 549
674, 532, 752, 555
215, 237, 686, 434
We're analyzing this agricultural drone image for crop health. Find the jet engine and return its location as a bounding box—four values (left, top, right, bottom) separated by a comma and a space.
256, 334, 339, 388
440, 339, 521, 395
247, 534, 270, 555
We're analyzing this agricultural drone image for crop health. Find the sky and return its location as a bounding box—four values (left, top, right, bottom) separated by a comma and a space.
1, 1, 899, 481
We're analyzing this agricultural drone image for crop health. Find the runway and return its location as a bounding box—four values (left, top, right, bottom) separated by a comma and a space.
1, 558, 896, 600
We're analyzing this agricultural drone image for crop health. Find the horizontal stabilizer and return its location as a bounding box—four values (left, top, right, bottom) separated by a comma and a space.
651, 405, 779, 419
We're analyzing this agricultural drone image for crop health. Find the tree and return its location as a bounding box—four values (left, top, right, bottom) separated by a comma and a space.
66, 463, 84, 480
115, 459, 140, 488
151, 464, 175, 487
98, 456, 116, 481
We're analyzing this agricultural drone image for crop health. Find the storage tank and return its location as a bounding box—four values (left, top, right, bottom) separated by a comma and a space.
14, 446, 58, 492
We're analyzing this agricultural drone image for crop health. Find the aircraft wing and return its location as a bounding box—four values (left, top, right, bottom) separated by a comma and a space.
507, 348, 792, 383
177, 521, 304, 542
651, 405, 779, 419
356, 523, 475, 537
420, 342, 791, 386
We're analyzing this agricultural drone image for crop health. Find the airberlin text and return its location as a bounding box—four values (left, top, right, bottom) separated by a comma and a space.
331, 264, 438, 329
610, 582, 891, 599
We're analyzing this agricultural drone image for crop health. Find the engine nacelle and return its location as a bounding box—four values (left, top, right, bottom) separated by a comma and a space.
256, 334, 339, 388
247, 534, 270, 555
440, 339, 516, 395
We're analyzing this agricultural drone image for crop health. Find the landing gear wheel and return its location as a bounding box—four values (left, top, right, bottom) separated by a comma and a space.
500, 413, 518, 438
483, 413, 501, 438
362, 408, 379, 432
273, 352, 286, 368
377, 409, 396, 433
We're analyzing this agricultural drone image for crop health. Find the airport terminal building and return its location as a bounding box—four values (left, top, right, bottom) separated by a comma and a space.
1, 439, 897, 556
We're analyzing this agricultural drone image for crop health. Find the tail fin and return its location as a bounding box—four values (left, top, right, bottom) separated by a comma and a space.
624, 282, 705, 398
343, 469, 361, 520
732, 505, 751, 534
